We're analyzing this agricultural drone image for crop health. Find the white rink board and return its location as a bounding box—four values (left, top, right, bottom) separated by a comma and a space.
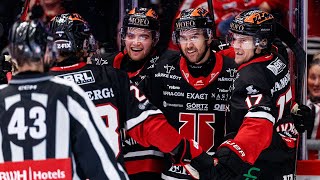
297, 176, 320, 180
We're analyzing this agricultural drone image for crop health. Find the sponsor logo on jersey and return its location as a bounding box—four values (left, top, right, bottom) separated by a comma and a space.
122, 137, 138, 146
271, 71, 290, 95
86, 88, 114, 100
138, 100, 150, 110
18, 85, 37, 91
242, 167, 260, 180
226, 68, 237, 77
186, 103, 208, 111
186, 92, 208, 100
154, 72, 181, 80
163, 91, 184, 97
150, 56, 159, 64
267, 57, 286, 75
213, 104, 229, 112
218, 77, 234, 82
217, 88, 229, 93
0, 159, 71, 180
168, 165, 188, 175
163, 101, 183, 108
209, 73, 218, 83
194, 80, 204, 86
167, 85, 180, 90
282, 174, 294, 180
164, 64, 175, 74
58, 70, 95, 85
246, 85, 259, 95
211, 93, 230, 101
93, 57, 109, 65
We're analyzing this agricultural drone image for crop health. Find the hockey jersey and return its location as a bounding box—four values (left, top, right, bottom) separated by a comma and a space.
90, 50, 180, 175
49, 61, 183, 175
0, 72, 128, 180
150, 52, 237, 179
224, 53, 297, 177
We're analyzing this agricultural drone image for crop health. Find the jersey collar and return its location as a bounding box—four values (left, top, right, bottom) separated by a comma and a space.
237, 53, 273, 71
179, 53, 223, 90
50, 62, 87, 71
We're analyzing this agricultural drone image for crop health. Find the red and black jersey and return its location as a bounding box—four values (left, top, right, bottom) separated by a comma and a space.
225, 53, 297, 166
150, 52, 237, 179
49, 62, 182, 175
90, 50, 179, 175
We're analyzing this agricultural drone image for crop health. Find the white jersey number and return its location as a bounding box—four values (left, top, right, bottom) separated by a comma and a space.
96, 103, 121, 157
8, 106, 46, 140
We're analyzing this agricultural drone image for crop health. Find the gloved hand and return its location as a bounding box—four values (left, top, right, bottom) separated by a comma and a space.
275, 115, 299, 149
291, 104, 312, 133
171, 138, 203, 165
187, 145, 247, 180
171, 138, 211, 179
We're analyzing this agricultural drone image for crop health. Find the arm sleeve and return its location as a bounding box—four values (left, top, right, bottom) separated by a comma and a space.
128, 114, 182, 153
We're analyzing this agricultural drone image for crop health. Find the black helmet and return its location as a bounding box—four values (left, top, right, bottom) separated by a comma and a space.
174, 7, 213, 32
8, 20, 52, 64
123, 7, 160, 32
229, 9, 275, 41
49, 13, 96, 54
172, 7, 214, 44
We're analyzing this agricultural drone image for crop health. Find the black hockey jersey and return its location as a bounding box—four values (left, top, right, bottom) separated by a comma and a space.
0, 72, 128, 180
90, 50, 180, 174
150, 52, 237, 179
49, 62, 183, 175
225, 53, 297, 170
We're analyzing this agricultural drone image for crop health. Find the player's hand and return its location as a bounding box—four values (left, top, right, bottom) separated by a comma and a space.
291, 104, 312, 133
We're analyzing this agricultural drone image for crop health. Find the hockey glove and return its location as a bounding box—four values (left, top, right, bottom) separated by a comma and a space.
275, 115, 299, 149
171, 138, 209, 179
291, 104, 312, 133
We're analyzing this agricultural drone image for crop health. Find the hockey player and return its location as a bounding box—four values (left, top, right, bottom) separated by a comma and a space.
0, 19, 128, 180
90, 7, 179, 179
148, 7, 237, 179
189, 9, 307, 180
48, 13, 213, 179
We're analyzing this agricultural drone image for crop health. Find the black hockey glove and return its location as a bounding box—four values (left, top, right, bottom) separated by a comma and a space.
291, 104, 312, 133
171, 138, 210, 179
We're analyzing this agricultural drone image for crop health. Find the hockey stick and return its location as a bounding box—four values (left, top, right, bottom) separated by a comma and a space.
207, 0, 216, 39
276, 18, 306, 180
20, 0, 31, 21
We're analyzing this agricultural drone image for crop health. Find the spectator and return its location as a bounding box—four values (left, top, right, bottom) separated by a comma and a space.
306, 53, 320, 159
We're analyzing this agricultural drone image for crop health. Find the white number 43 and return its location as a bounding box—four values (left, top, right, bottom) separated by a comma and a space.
8, 106, 47, 140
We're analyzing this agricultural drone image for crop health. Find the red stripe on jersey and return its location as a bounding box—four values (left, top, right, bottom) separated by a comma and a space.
179, 53, 223, 90
50, 62, 87, 71
220, 117, 273, 164
128, 114, 182, 153
237, 54, 273, 71
125, 159, 164, 174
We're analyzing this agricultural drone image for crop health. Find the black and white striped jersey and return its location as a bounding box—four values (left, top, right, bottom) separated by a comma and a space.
0, 72, 128, 180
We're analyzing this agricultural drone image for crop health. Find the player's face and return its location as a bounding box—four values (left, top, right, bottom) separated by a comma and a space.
178, 29, 211, 64
231, 33, 255, 65
308, 64, 320, 98
124, 27, 154, 61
